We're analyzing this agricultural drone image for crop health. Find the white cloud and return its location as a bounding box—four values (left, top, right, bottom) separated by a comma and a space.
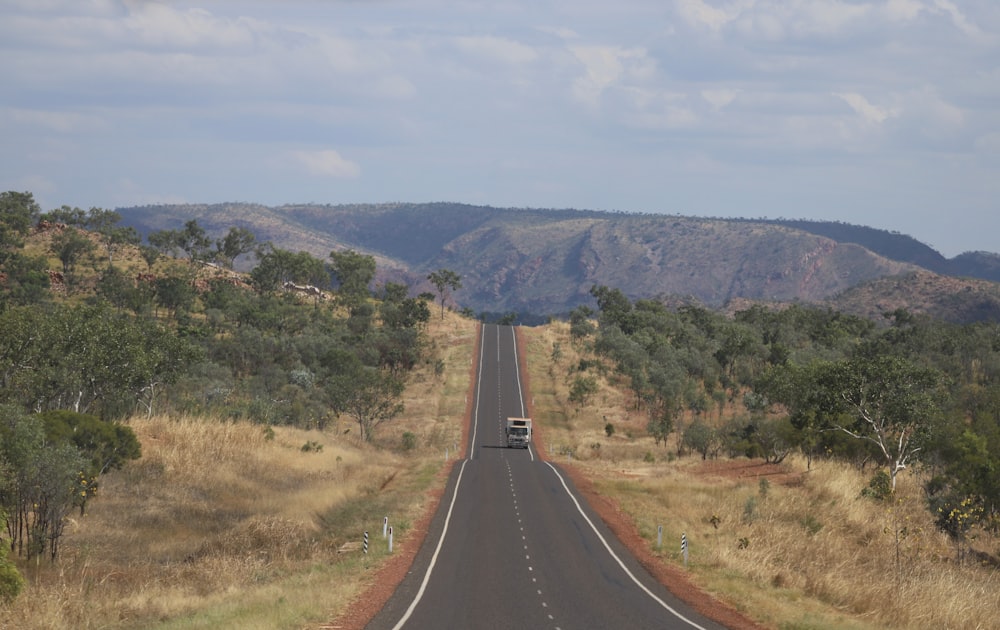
701, 88, 739, 110
676, 0, 924, 44
314, 33, 387, 75
569, 45, 654, 106
119, 2, 261, 51
884, 0, 925, 22
932, 0, 988, 41
1, 0, 998, 256
675, 0, 742, 31
292, 150, 361, 179
454, 35, 538, 65
834, 92, 900, 124
536, 25, 580, 40
730, 0, 873, 41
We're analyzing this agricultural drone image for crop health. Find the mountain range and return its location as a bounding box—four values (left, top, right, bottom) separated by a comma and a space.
116, 202, 1000, 323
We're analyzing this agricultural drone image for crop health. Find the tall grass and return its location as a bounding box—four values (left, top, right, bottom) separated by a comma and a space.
523, 321, 1000, 630
0, 312, 477, 630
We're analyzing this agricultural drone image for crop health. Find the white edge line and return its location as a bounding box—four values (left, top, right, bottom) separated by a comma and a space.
391, 323, 485, 627
390, 459, 469, 630
543, 461, 710, 630
469, 323, 485, 460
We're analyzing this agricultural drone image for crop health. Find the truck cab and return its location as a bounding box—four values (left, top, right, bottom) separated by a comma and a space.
505, 417, 532, 448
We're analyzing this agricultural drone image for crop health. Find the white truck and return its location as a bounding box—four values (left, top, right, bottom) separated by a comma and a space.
505, 417, 532, 449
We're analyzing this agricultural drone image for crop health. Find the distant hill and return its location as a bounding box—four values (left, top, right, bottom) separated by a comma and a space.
117, 202, 1000, 322
826, 271, 1000, 325
766, 219, 1000, 282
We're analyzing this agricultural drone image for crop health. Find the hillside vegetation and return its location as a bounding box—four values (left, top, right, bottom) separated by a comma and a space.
115, 201, 1000, 322
0, 191, 475, 627
0, 309, 475, 629
4, 190, 1000, 629
524, 320, 1000, 630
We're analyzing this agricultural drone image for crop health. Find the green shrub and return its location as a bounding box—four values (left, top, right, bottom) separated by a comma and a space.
569, 376, 599, 406
861, 470, 892, 501
301, 440, 323, 453
0, 561, 23, 604
0, 516, 24, 604
758, 478, 770, 499
401, 431, 417, 452
801, 514, 824, 536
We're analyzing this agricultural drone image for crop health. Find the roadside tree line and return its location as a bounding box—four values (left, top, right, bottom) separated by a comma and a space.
1, 191, 463, 585
580, 285, 1000, 544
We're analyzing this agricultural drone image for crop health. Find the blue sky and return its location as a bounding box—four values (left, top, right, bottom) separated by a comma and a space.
2, 0, 998, 257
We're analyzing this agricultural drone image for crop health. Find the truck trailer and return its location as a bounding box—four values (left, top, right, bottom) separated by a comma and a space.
505, 417, 532, 448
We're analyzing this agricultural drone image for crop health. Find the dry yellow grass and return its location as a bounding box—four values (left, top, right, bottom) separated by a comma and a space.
523, 321, 1000, 630
7, 315, 999, 629
0, 311, 477, 630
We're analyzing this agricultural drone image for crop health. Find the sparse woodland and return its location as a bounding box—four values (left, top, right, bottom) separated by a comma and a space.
526, 316, 1000, 629
2, 189, 1000, 628
582, 285, 1000, 548
1, 191, 440, 608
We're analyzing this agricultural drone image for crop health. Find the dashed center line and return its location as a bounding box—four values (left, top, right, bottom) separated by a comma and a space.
507, 458, 560, 629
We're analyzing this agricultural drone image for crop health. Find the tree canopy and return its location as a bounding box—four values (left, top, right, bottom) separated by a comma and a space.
427, 268, 461, 319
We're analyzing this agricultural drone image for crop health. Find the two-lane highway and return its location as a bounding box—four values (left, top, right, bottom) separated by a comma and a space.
365, 324, 727, 630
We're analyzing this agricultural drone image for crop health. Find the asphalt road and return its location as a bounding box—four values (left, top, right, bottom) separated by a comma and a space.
365, 324, 728, 630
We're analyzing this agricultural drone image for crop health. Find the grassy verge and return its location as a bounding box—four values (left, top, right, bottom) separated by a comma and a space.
7, 316, 998, 629
522, 321, 1000, 630
0, 312, 477, 630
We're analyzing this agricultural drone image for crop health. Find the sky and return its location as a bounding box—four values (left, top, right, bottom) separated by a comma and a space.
1, 0, 998, 257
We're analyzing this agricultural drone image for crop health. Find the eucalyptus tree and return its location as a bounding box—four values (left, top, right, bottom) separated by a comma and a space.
0, 191, 43, 305
327, 364, 405, 442
178, 219, 212, 260
82, 207, 139, 264
590, 285, 633, 333
428, 268, 462, 319
215, 226, 256, 269
0, 406, 86, 562
0, 305, 198, 419
147, 228, 181, 257
0, 253, 49, 308
330, 249, 376, 313
0, 191, 40, 253
154, 272, 196, 319
379, 284, 431, 330
138, 244, 160, 271
96, 266, 134, 312
814, 355, 943, 491
251, 247, 326, 294
683, 418, 719, 460
569, 305, 596, 339
50, 226, 95, 278
39, 204, 87, 226
147, 219, 212, 261
0, 510, 23, 602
